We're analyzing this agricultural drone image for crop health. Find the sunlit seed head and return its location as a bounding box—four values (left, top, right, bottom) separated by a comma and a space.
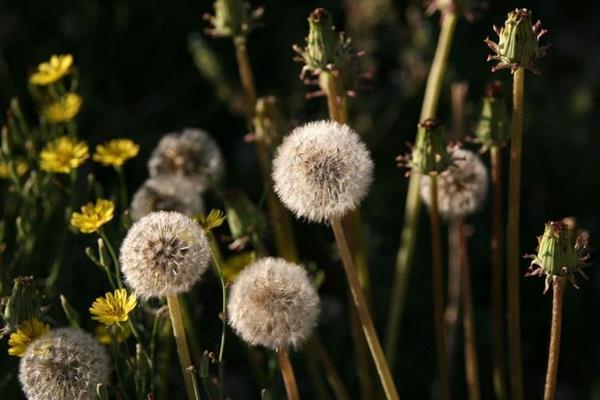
120, 211, 210, 299
420, 148, 488, 219
227, 257, 320, 350
272, 120, 373, 223
19, 327, 110, 400
130, 175, 205, 222
148, 128, 224, 191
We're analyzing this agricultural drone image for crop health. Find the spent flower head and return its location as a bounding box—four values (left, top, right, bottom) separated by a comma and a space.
89, 289, 137, 326
475, 81, 510, 149
2, 276, 42, 335
399, 119, 451, 175
19, 327, 110, 400
8, 319, 50, 357
42, 93, 82, 124
29, 54, 74, 86
228, 257, 320, 349
204, 0, 263, 38
272, 120, 373, 223
93, 139, 139, 167
527, 219, 590, 292
40, 136, 89, 174
485, 8, 549, 73
120, 211, 211, 299
70, 199, 115, 234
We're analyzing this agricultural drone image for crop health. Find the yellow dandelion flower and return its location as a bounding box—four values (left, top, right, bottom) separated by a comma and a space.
42, 93, 82, 123
8, 319, 50, 357
89, 289, 137, 326
70, 199, 115, 233
93, 139, 140, 167
0, 159, 28, 179
29, 54, 74, 86
95, 324, 131, 345
40, 136, 89, 174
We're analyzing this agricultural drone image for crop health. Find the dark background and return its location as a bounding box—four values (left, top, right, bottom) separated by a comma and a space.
1, 0, 599, 398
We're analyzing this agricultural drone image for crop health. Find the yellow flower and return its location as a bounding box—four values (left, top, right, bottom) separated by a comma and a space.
29, 54, 74, 86
0, 159, 28, 179
90, 289, 137, 326
93, 139, 140, 167
40, 136, 89, 174
7, 319, 50, 357
42, 93, 82, 123
95, 324, 131, 345
70, 199, 115, 233
222, 252, 256, 283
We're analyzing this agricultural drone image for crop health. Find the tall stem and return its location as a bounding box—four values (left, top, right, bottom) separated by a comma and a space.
385, 12, 458, 365
209, 240, 228, 400
543, 278, 566, 400
330, 216, 400, 400
429, 175, 451, 400
278, 348, 301, 400
167, 294, 199, 400
445, 220, 461, 365
233, 36, 257, 116
490, 145, 507, 400
311, 337, 351, 400
458, 219, 481, 400
507, 67, 525, 400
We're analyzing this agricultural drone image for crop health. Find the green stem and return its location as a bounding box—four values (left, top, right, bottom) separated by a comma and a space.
385, 12, 458, 366
278, 348, 300, 400
99, 229, 124, 288
507, 67, 524, 400
543, 278, 566, 400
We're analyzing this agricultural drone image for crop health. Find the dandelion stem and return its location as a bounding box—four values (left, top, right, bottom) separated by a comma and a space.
277, 348, 300, 400
311, 337, 351, 400
543, 277, 566, 400
167, 294, 200, 400
507, 67, 525, 400
330, 216, 400, 400
98, 229, 123, 288
445, 220, 461, 365
233, 36, 257, 117
209, 239, 228, 400
490, 145, 507, 400
385, 12, 458, 366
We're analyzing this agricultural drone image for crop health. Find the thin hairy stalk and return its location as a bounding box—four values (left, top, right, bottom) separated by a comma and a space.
543, 277, 566, 400
278, 349, 301, 400
167, 294, 200, 400
209, 244, 228, 400
429, 175, 451, 400
458, 219, 481, 400
311, 337, 351, 400
507, 67, 525, 400
385, 12, 458, 366
330, 216, 400, 400
490, 145, 507, 400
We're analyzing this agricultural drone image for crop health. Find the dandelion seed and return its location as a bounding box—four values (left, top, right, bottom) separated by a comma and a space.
120, 211, 211, 299
272, 120, 373, 223
93, 139, 139, 167
19, 328, 110, 400
7, 319, 50, 357
42, 93, 82, 124
89, 289, 137, 326
29, 54, 74, 86
40, 136, 89, 174
70, 199, 115, 234
227, 257, 320, 350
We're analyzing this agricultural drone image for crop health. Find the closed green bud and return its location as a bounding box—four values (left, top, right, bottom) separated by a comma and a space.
253, 96, 286, 149
223, 190, 266, 244
408, 119, 451, 175
475, 81, 510, 149
485, 8, 549, 73
204, 0, 262, 38
2, 276, 42, 334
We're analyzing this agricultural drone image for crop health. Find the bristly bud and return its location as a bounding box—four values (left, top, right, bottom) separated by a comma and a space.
474, 81, 510, 149
526, 219, 590, 292
253, 96, 286, 150
2, 276, 42, 336
204, 0, 264, 38
400, 119, 451, 175
484, 8, 549, 74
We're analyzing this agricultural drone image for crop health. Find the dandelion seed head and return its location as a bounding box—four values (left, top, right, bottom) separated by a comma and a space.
19, 327, 110, 400
420, 148, 488, 219
130, 175, 204, 222
148, 128, 224, 190
227, 257, 320, 350
272, 120, 373, 223
120, 211, 210, 299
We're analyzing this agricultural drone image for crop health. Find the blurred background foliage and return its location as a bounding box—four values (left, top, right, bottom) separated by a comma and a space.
1, 0, 599, 398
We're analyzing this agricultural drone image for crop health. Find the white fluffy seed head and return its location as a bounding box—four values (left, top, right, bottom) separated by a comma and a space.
19, 328, 110, 400
148, 128, 224, 190
130, 175, 205, 222
227, 257, 320, 350
120, 211, 210, 299
420, 148, 489, 219
272, 120, 373, 223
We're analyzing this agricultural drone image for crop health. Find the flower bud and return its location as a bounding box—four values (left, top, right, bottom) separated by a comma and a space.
2, 276, 41, 334
485, 8, 549, 73
253, 96, 286, 149
223, 190, 266, 242
204, 0, 262, 38
475, 81, 510, 149
408, 119, 451, 175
